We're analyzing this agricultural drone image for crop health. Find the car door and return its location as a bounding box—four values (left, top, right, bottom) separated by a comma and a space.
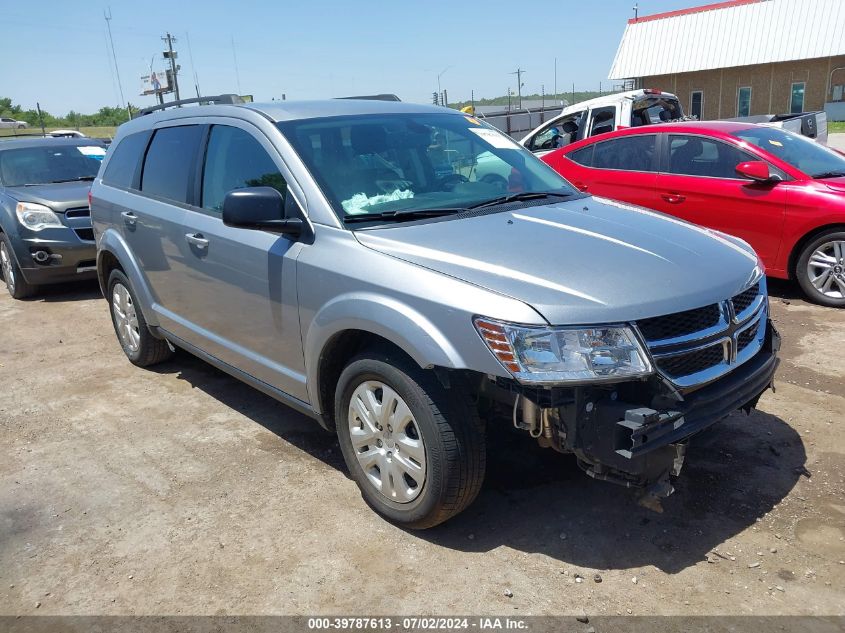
170, 121, 308, 402
550, 134, 661, 210
522, 110, 586, 157
653, 134, 787, 266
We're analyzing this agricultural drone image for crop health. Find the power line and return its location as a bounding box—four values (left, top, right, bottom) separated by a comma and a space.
104, 7, 130, 120
185, 32, 201, 98
231, 36, 242, 95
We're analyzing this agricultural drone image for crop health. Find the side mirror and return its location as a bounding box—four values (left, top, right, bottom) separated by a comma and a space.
222, 186, 302, 236
736, 161, 779, 183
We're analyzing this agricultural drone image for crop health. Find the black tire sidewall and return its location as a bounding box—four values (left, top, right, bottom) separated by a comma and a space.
796, 230, 845, 307
335, 357, 453, 527
0, 233, 34, 299
107, 269, 149, 363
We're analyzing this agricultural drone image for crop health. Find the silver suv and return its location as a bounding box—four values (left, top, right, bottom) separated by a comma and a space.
90, 96, 780, 528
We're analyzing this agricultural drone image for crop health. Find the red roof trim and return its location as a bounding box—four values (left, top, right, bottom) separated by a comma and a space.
628, 0, 761, 24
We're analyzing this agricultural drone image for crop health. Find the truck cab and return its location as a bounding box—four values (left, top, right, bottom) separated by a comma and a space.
521, 89, 686, 157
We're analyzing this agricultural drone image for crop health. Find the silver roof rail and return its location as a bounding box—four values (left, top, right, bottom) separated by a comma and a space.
135, 94, 244, 118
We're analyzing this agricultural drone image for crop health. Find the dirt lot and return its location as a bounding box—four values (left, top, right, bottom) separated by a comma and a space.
0, 278, 843, 617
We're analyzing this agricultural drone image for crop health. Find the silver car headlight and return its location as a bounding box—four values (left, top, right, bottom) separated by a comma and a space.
474, 317, 653, 384
16, 202, 62, 231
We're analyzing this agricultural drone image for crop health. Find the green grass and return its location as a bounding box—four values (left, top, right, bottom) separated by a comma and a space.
828, 121, 845, 134
0, 126, 118, 139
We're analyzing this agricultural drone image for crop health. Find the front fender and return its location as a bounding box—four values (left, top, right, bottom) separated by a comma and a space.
97, 228, 160, 327
304, 292, 479, 413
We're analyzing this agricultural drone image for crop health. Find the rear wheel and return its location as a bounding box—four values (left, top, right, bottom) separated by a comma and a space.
335, 351, 485, 529
796, 230, 845, 308
107, 269, 173, 366
0, 234, 36, 299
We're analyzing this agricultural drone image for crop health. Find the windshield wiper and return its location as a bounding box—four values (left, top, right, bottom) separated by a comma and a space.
343, 208, 464, 224
50, 176, 96, 183
813, 171, 845, 179
464, 191, 576, 210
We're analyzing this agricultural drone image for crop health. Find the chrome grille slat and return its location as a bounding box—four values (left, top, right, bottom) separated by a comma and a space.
636, 279, 767, 389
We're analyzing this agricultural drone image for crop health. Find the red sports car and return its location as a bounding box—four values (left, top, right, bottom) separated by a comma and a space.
541, 122, 845, 307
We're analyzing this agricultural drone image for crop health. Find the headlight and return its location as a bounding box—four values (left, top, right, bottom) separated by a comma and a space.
16, 202, 62, 231
474, 317, 653, 384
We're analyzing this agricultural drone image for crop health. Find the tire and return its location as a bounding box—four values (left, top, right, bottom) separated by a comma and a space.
0, 233, 36, 299
795, 230, 845, 308
335, 350, 486, 529
107, 269, 173, 367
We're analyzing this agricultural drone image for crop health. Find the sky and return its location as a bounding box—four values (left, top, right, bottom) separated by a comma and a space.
0, 0, 705, 115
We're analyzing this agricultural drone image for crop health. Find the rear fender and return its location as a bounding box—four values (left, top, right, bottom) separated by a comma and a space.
96, 228, 159, 327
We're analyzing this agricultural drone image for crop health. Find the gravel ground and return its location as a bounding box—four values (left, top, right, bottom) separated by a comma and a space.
0, 278, 843, 616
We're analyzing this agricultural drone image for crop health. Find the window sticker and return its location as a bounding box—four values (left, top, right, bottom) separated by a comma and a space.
768, 140, 783, 147
77, 146, 107, 160
468, 127, 521, 149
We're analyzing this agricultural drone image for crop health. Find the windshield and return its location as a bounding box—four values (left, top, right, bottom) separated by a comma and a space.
733, 127, 845, 179
0, 144, 106, 186
278, 113, 577, 222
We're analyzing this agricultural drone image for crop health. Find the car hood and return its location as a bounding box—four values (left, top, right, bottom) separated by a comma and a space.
354, 196, 761, 325
4, 182, 91, 212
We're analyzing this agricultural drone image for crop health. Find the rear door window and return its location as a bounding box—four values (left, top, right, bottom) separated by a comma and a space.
102, 131, 150, 189
591, 135, 657, 171
141, 125, 203, 204
201, 125, 287, 213
667, 135, 755, 179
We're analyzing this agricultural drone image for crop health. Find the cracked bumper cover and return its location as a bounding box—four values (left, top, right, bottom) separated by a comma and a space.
565, 319, 781, 487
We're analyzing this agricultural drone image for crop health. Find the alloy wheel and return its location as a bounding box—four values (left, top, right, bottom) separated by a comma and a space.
347, 381, 427, 503
0, 242, 15, 294
807, 240, 845, 299
112, 283, 141, 353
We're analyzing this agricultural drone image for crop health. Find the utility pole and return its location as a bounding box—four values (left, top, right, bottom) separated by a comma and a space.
633, 3, 639, 21
162, 32, 181, 101
554, 57, 558, 102
104, 8, 129, 121
510, 68, 525, 109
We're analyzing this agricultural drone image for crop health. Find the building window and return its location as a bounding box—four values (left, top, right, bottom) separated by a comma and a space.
690, 91, 704, 119
737, 87, 752, 117
790, 82, 805, 114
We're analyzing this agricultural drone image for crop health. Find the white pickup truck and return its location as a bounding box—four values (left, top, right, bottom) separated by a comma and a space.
520, 89, 687, 157
518, 88, 828, 157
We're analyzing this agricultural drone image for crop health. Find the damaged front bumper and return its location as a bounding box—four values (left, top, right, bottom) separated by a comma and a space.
510, 319, 781, 500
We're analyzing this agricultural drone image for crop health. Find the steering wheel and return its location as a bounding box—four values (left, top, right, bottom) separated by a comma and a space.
437, 173, 469, 191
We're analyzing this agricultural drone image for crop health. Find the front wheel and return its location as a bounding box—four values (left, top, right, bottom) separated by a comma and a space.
0, 234, 36, 299
796, 231, 845, 308
335, 351, 485, 529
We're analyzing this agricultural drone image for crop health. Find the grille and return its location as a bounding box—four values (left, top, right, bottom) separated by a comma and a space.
737, 319, 761, 352
732, 282, 760, 315
656, 344, 724, 378
74, 228, 95, 241
65, 207, 90, 219
637, 303, 721, 342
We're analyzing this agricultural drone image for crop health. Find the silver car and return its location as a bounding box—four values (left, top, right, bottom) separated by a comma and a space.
0, 117, 29, 129
90, 97, 780, 528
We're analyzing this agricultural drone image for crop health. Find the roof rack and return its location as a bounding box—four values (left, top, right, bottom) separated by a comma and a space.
337, 94, 401, 102
136, 94, 244, 118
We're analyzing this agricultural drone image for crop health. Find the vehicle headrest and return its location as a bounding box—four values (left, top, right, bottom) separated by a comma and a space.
351, 125, 387, 155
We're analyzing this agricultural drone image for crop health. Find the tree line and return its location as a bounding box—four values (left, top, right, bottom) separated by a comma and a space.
0, 97, 138, 128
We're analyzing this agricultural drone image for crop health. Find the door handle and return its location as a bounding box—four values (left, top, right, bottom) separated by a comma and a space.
120, 211, 137, 226
185, 233, 209, 249
661, 192, 686, 204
